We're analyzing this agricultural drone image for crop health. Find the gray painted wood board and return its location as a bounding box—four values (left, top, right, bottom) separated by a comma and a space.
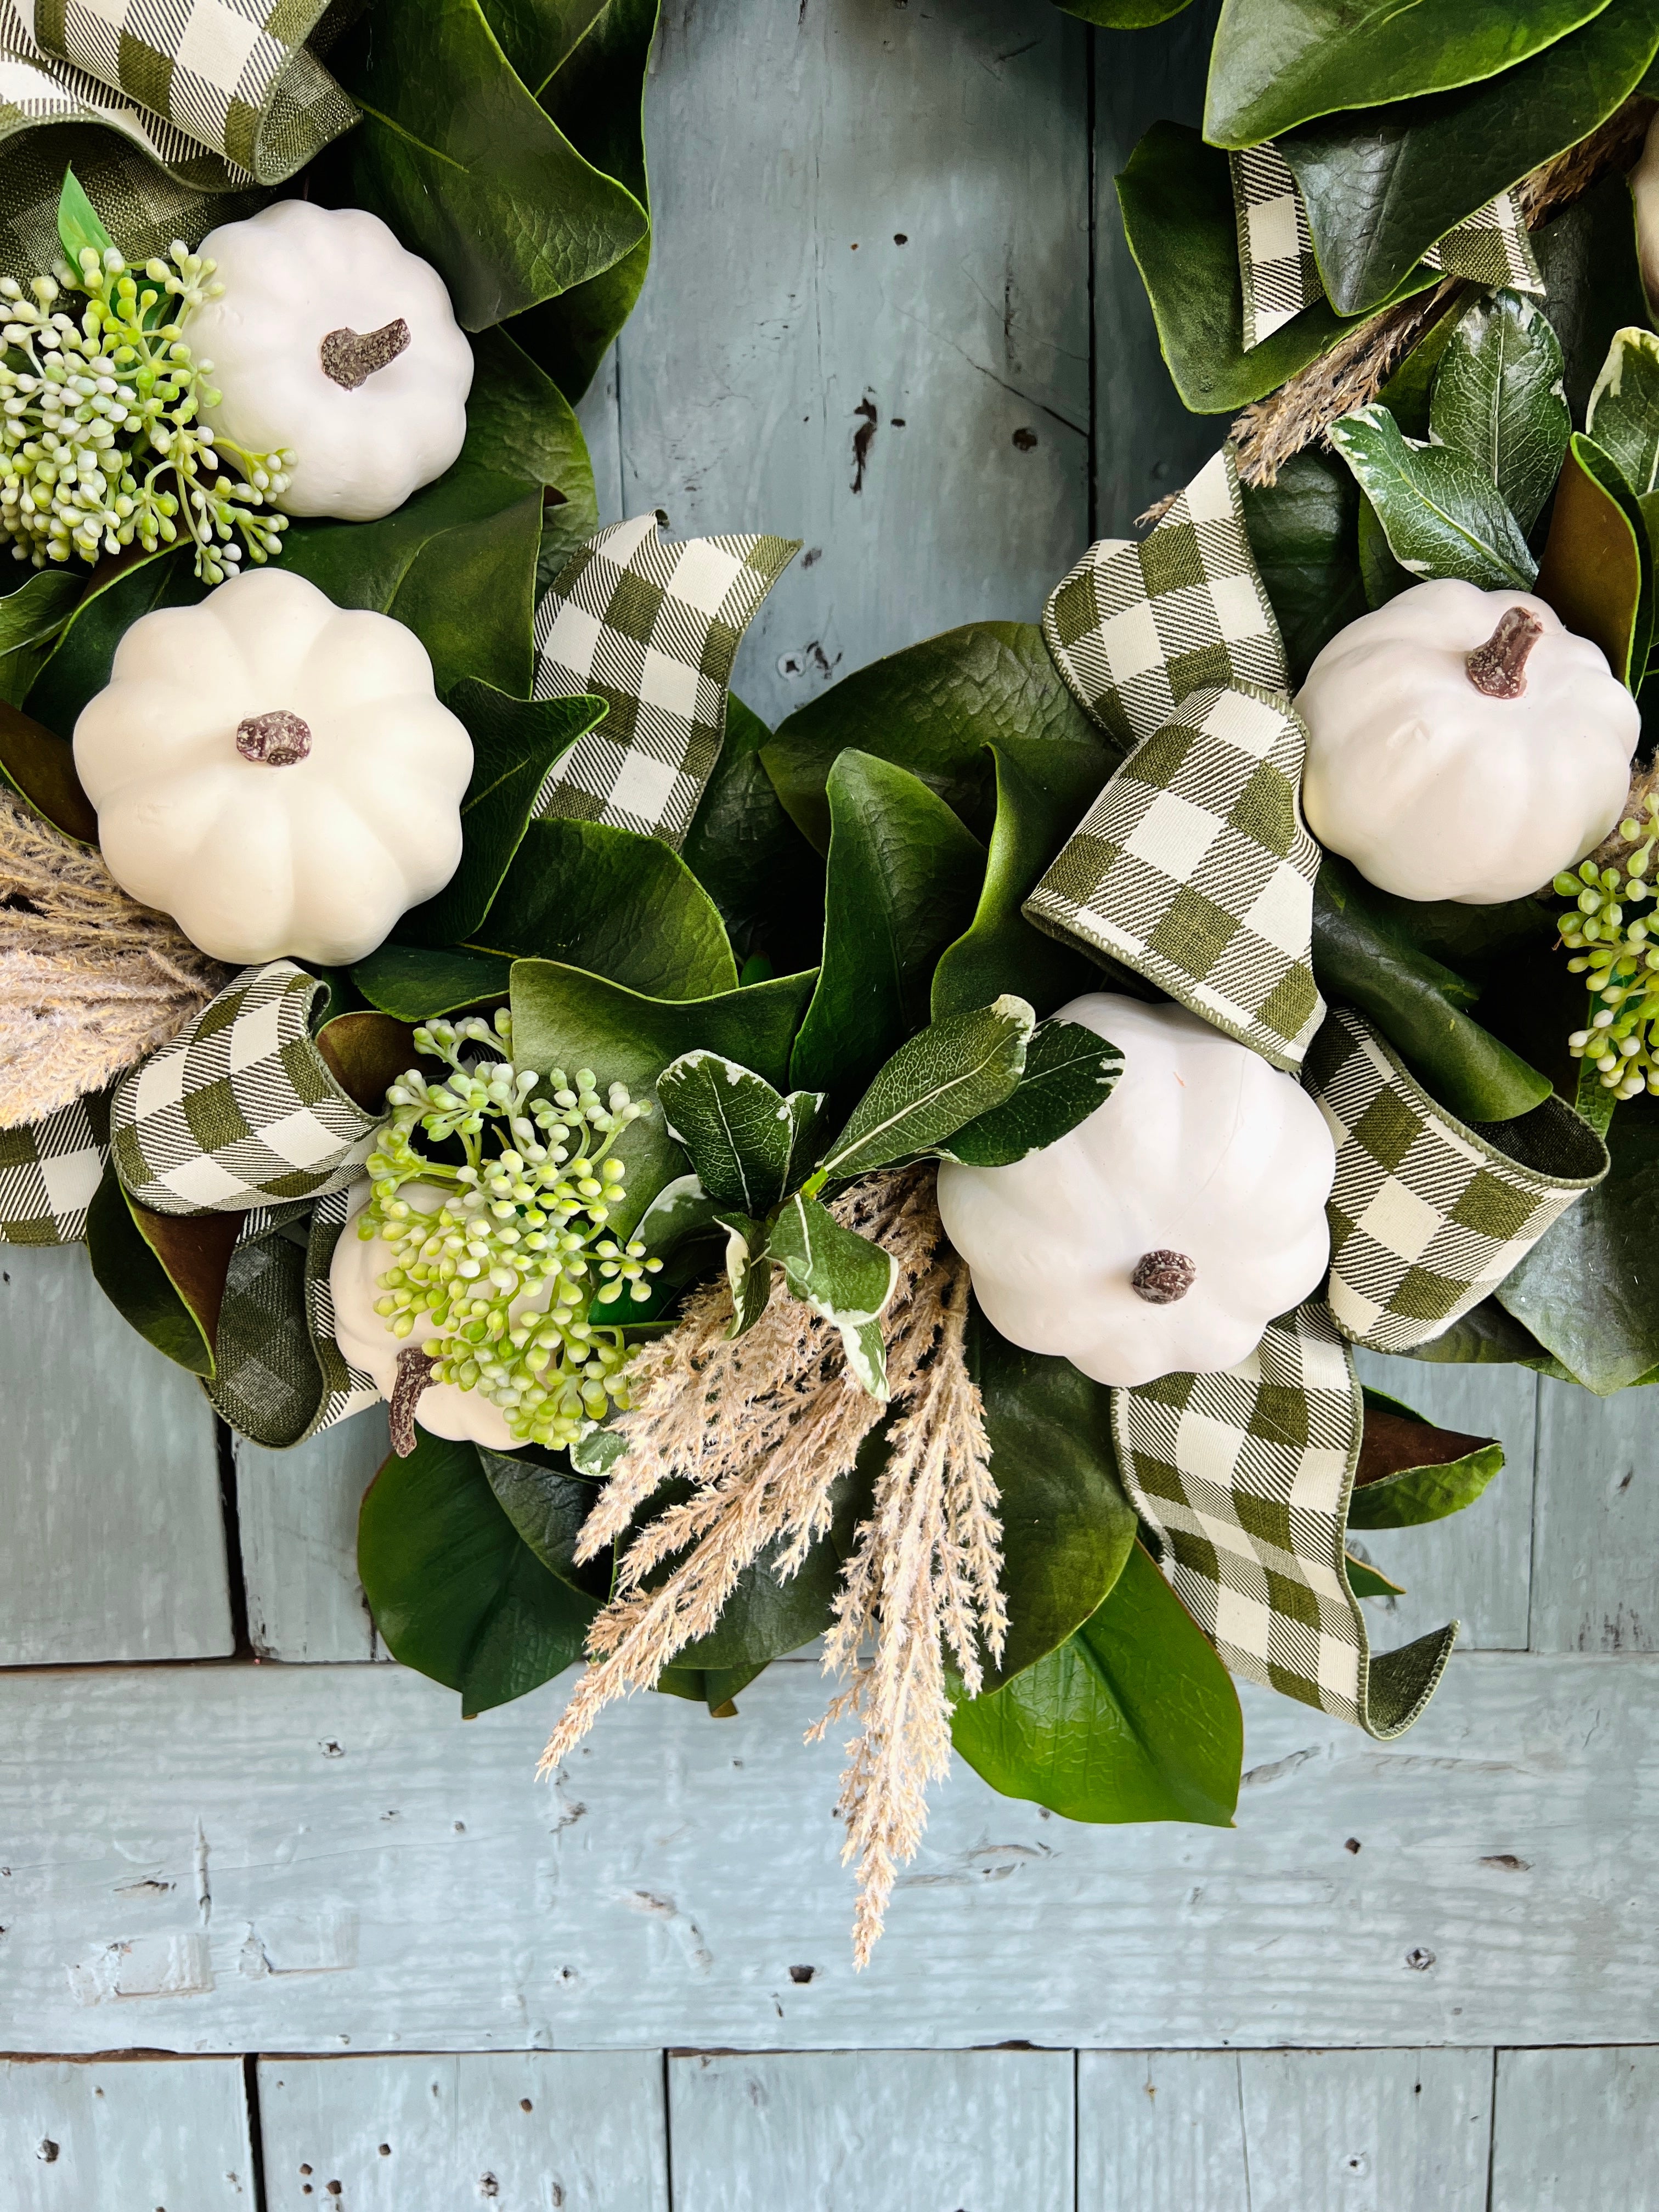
668, 2050, 1074, 2212
1489, 2046, 1659, 2210
1529, 1375, 1659, 1654
255, 2053, 668, 2211
0, 2056, 254, 2208
235, 1411, 388, 1664
0, 1246, 231, 1666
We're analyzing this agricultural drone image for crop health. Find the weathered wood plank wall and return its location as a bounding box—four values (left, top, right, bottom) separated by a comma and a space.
1, 0, 1655, 2202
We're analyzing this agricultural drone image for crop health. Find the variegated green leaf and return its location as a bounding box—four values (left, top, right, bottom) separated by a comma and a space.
658, 1051, 823, 1215
813, 996, 1035, 1187
1587, 325, 1659, 495
1329, 405, 1537, 591
765, 1194, 897, 1398
1430, 292, 1570, 534
941, 1018, 1122, 1167
715, 1210, 774, 1339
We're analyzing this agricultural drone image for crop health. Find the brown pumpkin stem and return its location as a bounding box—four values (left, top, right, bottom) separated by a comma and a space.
1130, 1249, 1197, 1305
1465, 607, 1544, 699
388, 1346, 436, 1458
319, 318, 411, 391
235, 709, 311, 765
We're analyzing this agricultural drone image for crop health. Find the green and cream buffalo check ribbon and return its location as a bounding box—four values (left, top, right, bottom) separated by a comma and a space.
1113, 1300, 1457, 1739
1025, 447, 1325, 1071
110, 958, 378, 1217
0, 1083, 109, 1242
1231, 140, 1544, 352
532, 515, 799, 849
1305, 1006, 1608, 1354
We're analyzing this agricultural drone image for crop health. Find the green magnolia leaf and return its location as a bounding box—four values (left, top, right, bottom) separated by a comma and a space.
1345, 1554, 1406, 1600
480, 1449, 611, 1598
682, 695, 827, 979
26, 545, 201, 737
1587, 326, 1659, 494
470, 817, 740, 1000
358, 1431, 594, 1716
765, 1194, 898, 1398
0, 569, 83, 714
930, 743, 1101, 1021
1278, 3, 1658, 317
1328, 405, 1537, 591
1535, 432, 1651, 687
1312, 860, 1551, 1122
657, 1052, 822, 1214
1392, 1293, 1562, 1369
1356, 492, 1415, 608
1054, 0, 1190, 15
1430, 292, 1571, 534
398, 685, 606, 946
0, 693, 97, 842
814, 996, 1035, 1184
951, 1542, 1242, 1826
509, 960, 819, 1234
1531, 173, 1652, 422
57, 164, 116, 271
941, 1017, 1122, 1167
1347, 1387, 1505, 1529
973, 1311, 1137, 1691
1498, 1094, 1659, 1393
85, 1163, 229, 1378
280, 329, 593, 699
1239, 447, 1368, 687
352, 945, 515, 1021
1116, 123, 1437, 415
764, 622, 1113, 854
329, 0, 648, 332
788, 750, 985, 1101
1205, 0, 1615, 148
716, 1209, 775, 1337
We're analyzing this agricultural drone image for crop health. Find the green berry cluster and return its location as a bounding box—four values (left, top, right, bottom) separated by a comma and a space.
358, 1009, 663, 1449
1556, 792, 1659, 1105
0, 241, 290, 583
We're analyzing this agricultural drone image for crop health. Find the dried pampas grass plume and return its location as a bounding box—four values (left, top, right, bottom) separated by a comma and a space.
0, 783, 228, 1127
539, 1165, 1004, 1964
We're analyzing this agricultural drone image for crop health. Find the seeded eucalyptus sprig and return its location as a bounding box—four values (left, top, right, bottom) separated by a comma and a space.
359, 1010, 661, 1451
1558, 792, 1659, 1106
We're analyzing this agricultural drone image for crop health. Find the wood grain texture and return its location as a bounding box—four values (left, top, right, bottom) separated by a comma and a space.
1489, 2047, 1659, 2210
0, 2056, 254, 2208
255, 2053, 668, 2211
1351, 1355, 1539, 1653
669, 2050, 1073, 2212
2, 1654, 1656, 2053
617, 0, 1090, 732
1528, 1374, 1659, 1654
234, 1411, 389, 1664
0, 1246, 231, 1665
1077, 2048, 1492, 2211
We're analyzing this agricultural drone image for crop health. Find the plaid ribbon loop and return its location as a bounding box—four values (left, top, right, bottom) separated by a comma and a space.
1231, 140, 1544, 353
110, 960, 380, 1218
0, 1085, 110, 1243
1306, 1006, 1609, 1354
1113, 1299, 1457, 1738
1025, 448, 1326, 1071
532, 514, 799, 850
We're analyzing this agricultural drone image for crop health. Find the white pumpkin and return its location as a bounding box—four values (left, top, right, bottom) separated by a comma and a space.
187, 201, 475, 522
74, 567, 471, 966
1634, 110, 1659, 306
1296, 579, 1638, 905
935, 992, 1335, 1388
331, 1182, 528, 1452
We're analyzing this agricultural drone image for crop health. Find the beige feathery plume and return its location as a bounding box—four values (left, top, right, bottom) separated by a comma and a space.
540, 1165, 1003, 1961
0, 784, 228, 1127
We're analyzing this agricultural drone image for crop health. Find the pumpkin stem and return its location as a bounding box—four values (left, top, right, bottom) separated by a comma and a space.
1130, 1249, 1196, 1305
1466, 607, 1544, 698
319, 318, 411, 391
388, 1346, 436, 1458
236, 709, 311, 765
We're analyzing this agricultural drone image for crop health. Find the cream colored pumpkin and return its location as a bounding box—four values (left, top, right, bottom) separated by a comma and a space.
1635, 110, 1659, 307
935, 992, 1335, 1388
1296, 580, 1638, 904
188, 201, 475, 522
74, 567, 471, 966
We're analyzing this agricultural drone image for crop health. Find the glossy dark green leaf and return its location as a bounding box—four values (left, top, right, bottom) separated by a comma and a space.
1347, 1387, 1505, 1529
25, 545, 201, 738
973, 1311, 1137, 1690
1239, 447, 1368, 687
763, 622, 1113, 854
329, 0, 648, 332
1498, 1093, 1659, 1393
765, 1195, 896, 1396
351, 945, 515, 1021
1531, 173, 1652, 422
815, 997, 1034, 1183
1279, 3, 1657, 316
472, 817, 739, 1000
1312, 861, 1551, 1122
279, 330, 591, 698
359, 1431, 594, 1716
509, 960, 819, 1233
1585, 325, 1659, 495
1356, 492, 1416, 608
0, 695, 97, 842
1391, 1295, 1562, 1370
682, 695, 827, 978
951, 1542, 1242, 1826
1345, 1554, 1406, 1600
480, 1449, 611, 1598
1534, 431, 1650, 686
0, 568, 84, 711
1430, 292, 1571, 534
398, 684, 606, 946
1054, 0, 1191, 14
1328, 405, 1537, 590
1116, 122, 1437, 415
943, 1017, 1123, 1167
657, 1052, 820, 1214
84, 1161, 228, 1379
1205, 0, 1614, 148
